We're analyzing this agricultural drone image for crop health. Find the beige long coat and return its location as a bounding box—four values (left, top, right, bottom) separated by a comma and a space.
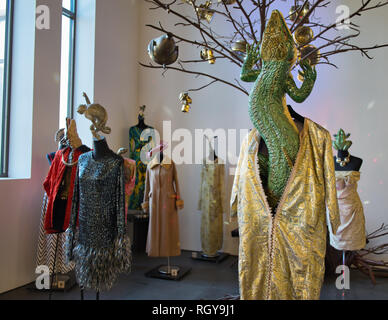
142, 156, 184, 257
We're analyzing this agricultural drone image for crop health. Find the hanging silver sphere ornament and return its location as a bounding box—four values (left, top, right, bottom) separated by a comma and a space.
148, 33, 179, 66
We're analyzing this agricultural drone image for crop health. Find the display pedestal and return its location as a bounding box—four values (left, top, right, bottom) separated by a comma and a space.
145, 265, 191, 281
27, 271, 77, 292
191, 251, 229, 264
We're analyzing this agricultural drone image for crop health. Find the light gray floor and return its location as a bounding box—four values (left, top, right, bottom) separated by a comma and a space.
1, 251, 387, 300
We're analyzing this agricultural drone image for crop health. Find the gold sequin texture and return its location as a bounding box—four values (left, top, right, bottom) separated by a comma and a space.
231, 119, 340, 300
198, 158, 225, 256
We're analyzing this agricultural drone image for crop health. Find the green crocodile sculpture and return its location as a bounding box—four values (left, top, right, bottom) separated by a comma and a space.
240, 10, 317, 210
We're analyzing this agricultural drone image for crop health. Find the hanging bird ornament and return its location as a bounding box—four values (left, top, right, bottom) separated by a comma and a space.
148, 33, 179, 66
196, 1, 214, 23
200, 48, 216, 64
179, 92, 193, 113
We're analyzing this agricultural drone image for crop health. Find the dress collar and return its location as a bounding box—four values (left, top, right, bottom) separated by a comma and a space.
149, 155, 173, 169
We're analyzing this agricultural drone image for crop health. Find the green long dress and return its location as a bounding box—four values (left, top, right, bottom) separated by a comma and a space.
128, 125, 156, 210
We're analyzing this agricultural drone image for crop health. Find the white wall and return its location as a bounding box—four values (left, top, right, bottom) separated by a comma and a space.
0, 0, 62, 293
138, 1, 388, 256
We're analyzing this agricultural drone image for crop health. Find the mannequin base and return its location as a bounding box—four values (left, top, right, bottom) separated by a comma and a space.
158, 265, 180, 275
191, 251, 229, 264
27, 271, 76, 292
145, 265, 191, 281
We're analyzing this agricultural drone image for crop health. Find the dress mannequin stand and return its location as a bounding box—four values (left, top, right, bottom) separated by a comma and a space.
80, 137, 118, 301
143, 146, 191, 280
154, 151, 181, 276
71, 93, 131, 300
328, 129, 364, 299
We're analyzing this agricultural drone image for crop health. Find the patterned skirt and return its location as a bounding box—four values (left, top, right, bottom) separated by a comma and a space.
36, 193, 74, 275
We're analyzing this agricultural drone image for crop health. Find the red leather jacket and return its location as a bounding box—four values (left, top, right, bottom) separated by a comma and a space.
43, 146, 90, 234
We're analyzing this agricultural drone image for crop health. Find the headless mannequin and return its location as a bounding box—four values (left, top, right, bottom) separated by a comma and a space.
331, 134, 363, 297
334, 150, 363, 172
211, 137, 218, 162
136, 114, 148, 131
80, 137, 122, 301
92, 137, 122, 161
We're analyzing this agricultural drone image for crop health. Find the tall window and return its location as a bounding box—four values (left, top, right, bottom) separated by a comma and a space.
0, 0, 13, 177
59, 0, 76, 129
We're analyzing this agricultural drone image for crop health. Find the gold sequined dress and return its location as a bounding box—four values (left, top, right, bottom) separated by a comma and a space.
231, 119, 340, 300
198, 158, 225, 256
329, 171, 366, 251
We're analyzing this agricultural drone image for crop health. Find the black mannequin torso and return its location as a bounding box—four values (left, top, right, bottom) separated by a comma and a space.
334, 150, 363, 172
137, 115, 148, 131
93, 137, 122, 161
159, 151, 164, 163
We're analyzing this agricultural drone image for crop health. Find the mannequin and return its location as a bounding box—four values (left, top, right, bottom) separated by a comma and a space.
137, 112, 148, 131
142, 143, 184, 278
334, 149, 363, 172
210, 136, 218, 162
328, 129, 366, 292
198, 136, 226, 260
128, 105, 156, 210
92, 136, 122, 161
67, 93, 131, 300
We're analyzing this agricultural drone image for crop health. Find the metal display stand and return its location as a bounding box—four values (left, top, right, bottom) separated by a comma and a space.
145, 257, 191, 281
191, 251, 229, 264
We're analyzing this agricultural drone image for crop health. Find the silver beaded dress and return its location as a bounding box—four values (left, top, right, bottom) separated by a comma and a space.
65, 152, 132, 291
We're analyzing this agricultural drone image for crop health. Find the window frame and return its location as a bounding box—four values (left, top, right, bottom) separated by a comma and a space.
0, 0, 14, 177
61, 0, 77, 121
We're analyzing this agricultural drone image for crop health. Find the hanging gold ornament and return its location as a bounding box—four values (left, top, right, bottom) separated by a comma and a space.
207, 49, 216, 64
294, 26, 314, 46
218, 0, 236, 4
289, 2, 310, 24
197, 1, 214, 23
297, 73, 304, 82
200, 48, 216, 64
179, 92, 193, 113
299, 44, 320, 66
